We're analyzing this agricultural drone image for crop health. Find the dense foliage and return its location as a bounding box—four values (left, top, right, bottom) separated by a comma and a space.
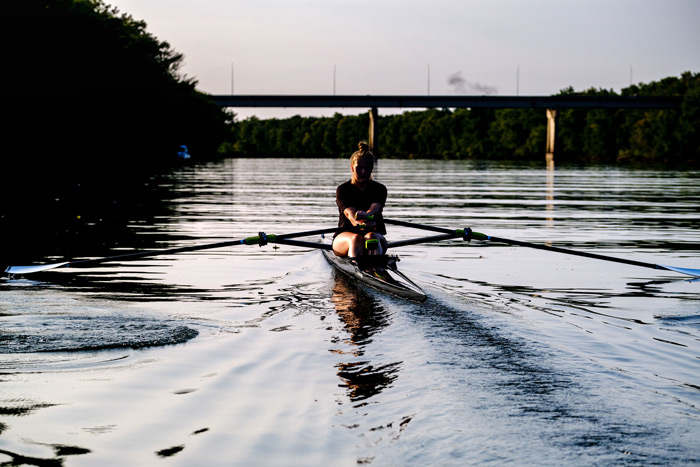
7, 0, 229, 180
223, 72, 699, 165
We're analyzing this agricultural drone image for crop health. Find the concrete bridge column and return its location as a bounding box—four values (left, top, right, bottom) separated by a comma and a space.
369, 107, 378, 156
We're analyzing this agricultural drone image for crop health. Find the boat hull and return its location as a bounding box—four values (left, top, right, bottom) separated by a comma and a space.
321, 236, 427, 302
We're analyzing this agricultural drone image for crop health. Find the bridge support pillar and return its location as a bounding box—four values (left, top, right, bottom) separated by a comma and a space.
546, 108, 557, 167
369, 107, 378, 156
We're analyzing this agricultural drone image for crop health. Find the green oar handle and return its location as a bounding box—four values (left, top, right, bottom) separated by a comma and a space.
243, 233, 277, 246
354, 212, 377, 230
463, 229, 485, 241
365, 238, 380, 250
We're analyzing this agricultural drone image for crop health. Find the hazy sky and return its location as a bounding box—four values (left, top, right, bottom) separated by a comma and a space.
107, 0, 698, 118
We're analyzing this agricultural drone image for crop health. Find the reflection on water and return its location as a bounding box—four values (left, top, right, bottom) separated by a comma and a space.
0, 445, 91, 465
545, 163, 555, 227
330, 273, 401, 402
331, 274, 391, 352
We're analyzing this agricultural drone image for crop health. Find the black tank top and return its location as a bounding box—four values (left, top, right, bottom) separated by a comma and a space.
335, 180, 387, 235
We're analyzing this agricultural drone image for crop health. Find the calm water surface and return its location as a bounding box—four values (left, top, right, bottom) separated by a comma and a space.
1, 158, 699, 465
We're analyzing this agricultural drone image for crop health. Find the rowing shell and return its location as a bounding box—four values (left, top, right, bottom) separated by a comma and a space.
321, 235, 427, 302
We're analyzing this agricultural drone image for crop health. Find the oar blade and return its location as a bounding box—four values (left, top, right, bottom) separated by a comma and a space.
658, 265, 700, 278
5, 262, 70, 275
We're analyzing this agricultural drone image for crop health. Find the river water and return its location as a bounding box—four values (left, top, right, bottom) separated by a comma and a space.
1, 158, 699, 465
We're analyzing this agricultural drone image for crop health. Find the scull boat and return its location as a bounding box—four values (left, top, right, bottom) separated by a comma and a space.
320, 234, 427, 302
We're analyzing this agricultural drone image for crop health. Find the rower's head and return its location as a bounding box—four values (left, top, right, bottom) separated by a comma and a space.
350, 141, 375, 184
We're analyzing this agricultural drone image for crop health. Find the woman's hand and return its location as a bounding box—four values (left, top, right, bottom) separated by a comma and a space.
353, 210, 376, 228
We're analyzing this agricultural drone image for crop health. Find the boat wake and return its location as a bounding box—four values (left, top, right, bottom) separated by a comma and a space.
0, 286, 199, 367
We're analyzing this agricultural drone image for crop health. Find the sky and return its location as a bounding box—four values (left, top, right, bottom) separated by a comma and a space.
107, 0, 699, 119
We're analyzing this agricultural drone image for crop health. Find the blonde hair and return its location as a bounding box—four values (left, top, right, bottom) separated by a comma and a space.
350, 141, 375, 166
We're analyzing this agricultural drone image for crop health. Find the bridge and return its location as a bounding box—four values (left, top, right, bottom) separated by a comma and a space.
209, 95, 682, 161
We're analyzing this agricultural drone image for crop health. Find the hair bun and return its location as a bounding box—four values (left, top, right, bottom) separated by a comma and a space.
350, 140, 376, 166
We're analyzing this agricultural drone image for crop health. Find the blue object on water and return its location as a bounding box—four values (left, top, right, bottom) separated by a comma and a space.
177, 145, 190, 159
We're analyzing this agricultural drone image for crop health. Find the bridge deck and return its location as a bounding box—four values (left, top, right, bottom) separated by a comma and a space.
210, 94, 681, 110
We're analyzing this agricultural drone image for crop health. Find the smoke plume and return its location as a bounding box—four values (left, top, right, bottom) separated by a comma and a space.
448, 71, 497, 95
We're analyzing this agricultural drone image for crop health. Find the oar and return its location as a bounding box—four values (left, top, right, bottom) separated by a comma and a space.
383, 218, 700, 278
5, 227, 338, 276
471, 231, 700, 278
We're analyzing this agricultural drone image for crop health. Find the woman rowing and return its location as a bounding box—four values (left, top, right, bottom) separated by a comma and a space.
332, 141, 387, 259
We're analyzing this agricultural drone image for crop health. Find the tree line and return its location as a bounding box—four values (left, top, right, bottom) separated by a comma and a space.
222, 72, 699, 166
7, 0, 229, 183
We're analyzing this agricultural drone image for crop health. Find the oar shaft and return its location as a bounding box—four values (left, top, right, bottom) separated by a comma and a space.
50, 239, 251, 268
277, 227, 340, 240
274, 238, 333, 250
388, 233, 459, 249
383, 218, 695, 276
384, 218, 455, 234
6, 227, 342, 275
482, 233, 663, 271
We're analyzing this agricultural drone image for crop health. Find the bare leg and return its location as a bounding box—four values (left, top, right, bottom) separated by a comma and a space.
332, 232, 365, 257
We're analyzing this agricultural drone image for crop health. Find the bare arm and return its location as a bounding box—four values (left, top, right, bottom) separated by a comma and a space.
365, 202, 383, 218
343, 207, 362, 227
346, 202, 383, 226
